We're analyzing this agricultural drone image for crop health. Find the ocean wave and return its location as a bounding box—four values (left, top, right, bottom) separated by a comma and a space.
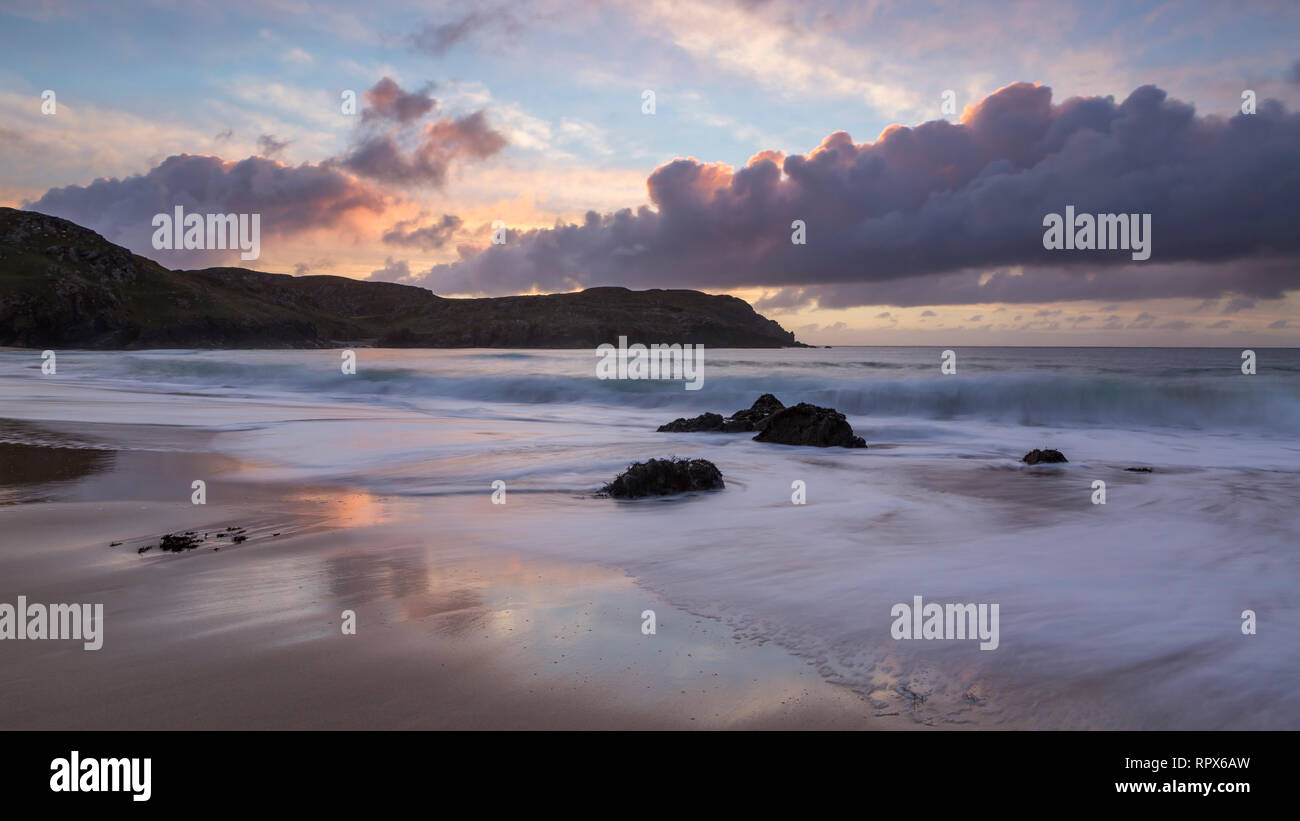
83, 354, 1300, 434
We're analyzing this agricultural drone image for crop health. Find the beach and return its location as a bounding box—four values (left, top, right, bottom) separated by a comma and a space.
2, 346, 1298, 729
0, 435, 898, 730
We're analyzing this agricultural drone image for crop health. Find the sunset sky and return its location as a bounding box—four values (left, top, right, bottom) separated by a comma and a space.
3, 0, 1299, 345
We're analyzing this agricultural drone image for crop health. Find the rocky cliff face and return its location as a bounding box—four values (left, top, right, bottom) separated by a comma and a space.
0, 208, 802, 349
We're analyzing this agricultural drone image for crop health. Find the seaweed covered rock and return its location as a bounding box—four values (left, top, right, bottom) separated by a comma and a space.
1022, 448, 1068, 465
752, 403, 866, 448
657, 412, 725, 432
158, 533, 202, 552
657, 394, 786, 433
720, 393, 785, 432
602, 458, 724, 498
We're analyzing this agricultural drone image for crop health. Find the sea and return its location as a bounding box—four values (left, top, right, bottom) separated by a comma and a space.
2, 345, 1297, 728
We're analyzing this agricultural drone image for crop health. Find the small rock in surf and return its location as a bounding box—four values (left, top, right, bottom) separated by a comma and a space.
602, 458, 724, 499
1022, 449, 1068, 464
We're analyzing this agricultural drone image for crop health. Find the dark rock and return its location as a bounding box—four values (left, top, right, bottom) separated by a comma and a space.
657, 412, 725, 432
138, 545, 152, 554
657, 394, 786, 434
232, 535, 247, 544
109, 541, 122, 547
1125, 466, 1153, 473
1022, 449, 1068, 465
602, 458, 724, 499
752, 403, 866, 448
721, 393, 785, 432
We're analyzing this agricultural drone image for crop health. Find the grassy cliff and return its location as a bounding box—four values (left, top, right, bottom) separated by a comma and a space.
0, 208, 801, 349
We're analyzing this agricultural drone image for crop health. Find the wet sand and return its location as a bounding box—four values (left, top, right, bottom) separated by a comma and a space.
0, 427, 899, 730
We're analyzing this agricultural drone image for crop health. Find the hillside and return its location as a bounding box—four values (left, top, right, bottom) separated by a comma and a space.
0, 208, 802, 349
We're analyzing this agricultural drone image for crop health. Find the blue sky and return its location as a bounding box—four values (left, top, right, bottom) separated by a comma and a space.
3, 0, 1299, 344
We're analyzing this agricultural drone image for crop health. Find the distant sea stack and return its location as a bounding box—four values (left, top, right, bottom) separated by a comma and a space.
0, 208, 805, 349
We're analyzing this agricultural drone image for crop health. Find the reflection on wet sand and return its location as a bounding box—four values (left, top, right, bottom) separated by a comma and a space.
0, 442, 114, 503
0, 432, 893, 729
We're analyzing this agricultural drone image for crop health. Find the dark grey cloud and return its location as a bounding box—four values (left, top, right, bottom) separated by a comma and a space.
409, 9, 524, 57
368, 257, 411, 282
753, 287, 809, 311
26, 154, 387, 268
336, 79, 506, 187
416, 82, 1300, 306
257, 134, 290, 157
751, 257, 1297, 309
383, 214, 464, 249
361, 77, 436, 125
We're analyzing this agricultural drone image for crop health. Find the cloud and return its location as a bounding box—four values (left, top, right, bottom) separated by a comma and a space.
921, 310, 936, 316
283, 47, 314, 68
26, 153, 387, 268
336, 78, 507, 188
382, 214, 464, 249
368, 257, 411, 282
257, 134, 291, 157
21, 77, 508, 267
417, 82, 1300, 304
361, 77, 436, 125
408, 10, 523, 57
1207, 319, 1232, 329
292, 258, 336, 276
1269, 319, 1290, 329
753, 287, 808, 311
